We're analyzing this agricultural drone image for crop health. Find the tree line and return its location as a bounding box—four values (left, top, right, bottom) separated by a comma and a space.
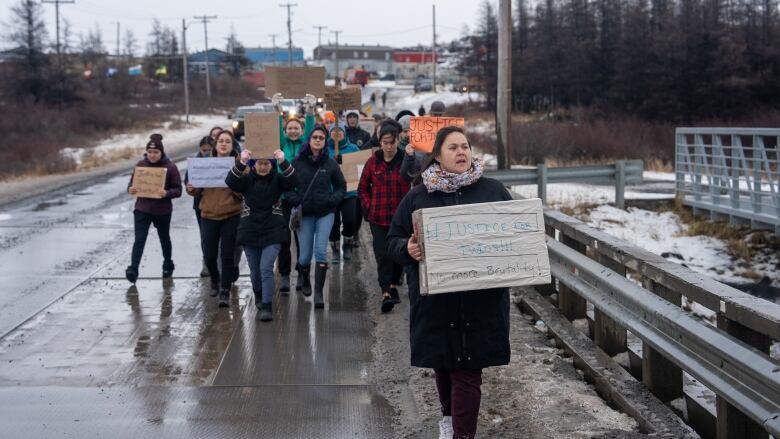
457, 0, 780, 123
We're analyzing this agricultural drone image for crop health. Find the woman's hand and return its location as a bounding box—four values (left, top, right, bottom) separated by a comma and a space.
240, 149, 252, 165
407, 224, 423, 261
186, 182, 194, 192
273, 149, 285, 162
405, 144, 415, 156
128, 187, 138, 195
158, 189, 167, 198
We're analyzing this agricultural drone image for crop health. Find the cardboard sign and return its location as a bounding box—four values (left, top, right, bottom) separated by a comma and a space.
324, 86, 362, 114
409, 116, 465, 153
132, 166, 167, 199
244, 112, 280, 158
340, 149, 373, 192
412, 198, 551, 295
187, 157, 235, 188
264, 66, 326, 98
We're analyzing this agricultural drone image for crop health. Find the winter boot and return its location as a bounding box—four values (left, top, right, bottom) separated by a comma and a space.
199, 261, 209, 277
253, 289, 263, 310
389, 287, 401, 305
259, 302, 273, 322
218, 288, 230, 307
297, 265, 312, 297
162, 260, 175, 279
313, 262, 328, 309
125, 266, 138, 284
342, 236, 353, 261
209, 277, 220, 297
330, 241, 340, 264
279, 274, 291, 295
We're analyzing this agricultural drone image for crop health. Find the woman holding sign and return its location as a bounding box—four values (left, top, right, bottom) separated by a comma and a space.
357, 123, 411, 313
386, 126, 512, 439
326, 123, 360, 263
125, 134, 182, 284
226, 149, 296, 322
285, 126, 346, 309
186, 130, 243, 307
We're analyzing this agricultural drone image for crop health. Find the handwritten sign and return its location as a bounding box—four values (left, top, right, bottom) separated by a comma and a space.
324, 86, 362, 114
244, 112, 280, 158
412, 198, 551, 295
187, 157, 235, 188
132, 167, 167, 199
409, 116, 465, 153
340, 149, 373, 192
264, 66, 326, 98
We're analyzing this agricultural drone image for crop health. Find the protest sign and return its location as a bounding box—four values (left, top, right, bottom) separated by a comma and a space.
412, 198, 551, 295
409, 116, 465, 153
324, 86, 362, 114
340, 149, 373, 192
132, 167, 167, 199
264, 66, 326, 98
244, 112, 280, 158
187, 157, 235, 188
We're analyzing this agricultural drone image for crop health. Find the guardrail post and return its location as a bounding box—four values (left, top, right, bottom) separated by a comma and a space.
594, 255, 627, 356
615, 160, 626, 210
537, 164, 547, 204
557, 235, 587, 320
715, 315, 771, 439
641, 279, 684, 402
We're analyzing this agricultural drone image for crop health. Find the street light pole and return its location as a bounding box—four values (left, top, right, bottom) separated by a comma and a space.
182, 19, 190, 125
194, 15, 217, 100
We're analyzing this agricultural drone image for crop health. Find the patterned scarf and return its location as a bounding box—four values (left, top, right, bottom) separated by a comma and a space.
421, 157, 484, 193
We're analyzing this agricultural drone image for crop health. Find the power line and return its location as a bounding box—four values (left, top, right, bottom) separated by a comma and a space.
279, 3, 298, 67
193, 15, 217, 100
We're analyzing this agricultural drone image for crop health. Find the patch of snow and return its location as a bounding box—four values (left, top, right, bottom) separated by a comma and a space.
511, 183, 674, 208
391, 91, 483, 113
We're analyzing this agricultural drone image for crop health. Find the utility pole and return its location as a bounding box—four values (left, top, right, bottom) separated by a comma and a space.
432, 4, 437, 91
496, 0, 512, 170
182, 19, 190, 125
269, 34, 278, 66
279, 3, 298, 66
116, 22, 120, 57
330, 30, 342, 82
193, 15, 217, 100
313, 25, 327, 62
42, 0, 75, 71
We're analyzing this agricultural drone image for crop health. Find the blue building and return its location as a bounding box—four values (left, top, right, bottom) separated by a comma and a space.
243, 47, 304, 69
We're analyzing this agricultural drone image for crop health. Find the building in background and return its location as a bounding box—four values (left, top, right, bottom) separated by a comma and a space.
244, 47, 304, 69
312, 44, 393, 79
392, 50, 436, 80
188, 49, 244, 77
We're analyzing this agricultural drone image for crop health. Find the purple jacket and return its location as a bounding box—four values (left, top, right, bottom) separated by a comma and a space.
128, 155, 182, 215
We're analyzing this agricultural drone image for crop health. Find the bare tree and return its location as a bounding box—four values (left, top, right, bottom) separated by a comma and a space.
123, 29, 137, 58
5, 0, 50, 101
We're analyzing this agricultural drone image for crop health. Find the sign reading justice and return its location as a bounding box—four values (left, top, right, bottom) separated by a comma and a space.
412, 198, 551, 295
409, 116, 465, 153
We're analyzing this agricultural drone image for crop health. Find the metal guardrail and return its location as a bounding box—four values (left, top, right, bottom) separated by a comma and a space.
675, 128, 780, 233
540, 208, 780, 439
486, 160, 643, 209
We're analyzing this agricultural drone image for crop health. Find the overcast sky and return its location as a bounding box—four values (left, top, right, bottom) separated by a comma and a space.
1, 0, 485, 56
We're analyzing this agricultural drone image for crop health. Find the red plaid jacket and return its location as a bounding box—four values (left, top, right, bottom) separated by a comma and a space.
358, 149, 412, 227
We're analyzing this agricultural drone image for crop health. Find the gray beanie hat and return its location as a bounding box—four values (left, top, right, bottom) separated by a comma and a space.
398, 115, 412, 130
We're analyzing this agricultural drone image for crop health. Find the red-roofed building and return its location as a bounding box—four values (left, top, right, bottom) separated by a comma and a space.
392, 51, 437, 80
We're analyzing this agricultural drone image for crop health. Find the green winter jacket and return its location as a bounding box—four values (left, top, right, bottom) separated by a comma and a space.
279, 113, 316, 161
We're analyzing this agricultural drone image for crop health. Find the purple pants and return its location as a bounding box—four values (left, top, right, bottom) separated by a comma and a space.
434, 368, 483, 439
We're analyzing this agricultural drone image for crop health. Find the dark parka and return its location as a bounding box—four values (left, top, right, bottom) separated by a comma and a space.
285, 143, 347, 218
128, 154, 182, 216
225, 159, 297, 248
387, 177, 513, 369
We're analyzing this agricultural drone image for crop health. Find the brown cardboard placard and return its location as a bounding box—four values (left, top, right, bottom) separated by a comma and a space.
340, 149, 373, 192
412, 198, 551, 295
409, 116, 465, 153
264, 66, 326, 98
132, 166, 167, 199
244, 112, 280, 158
324, 86, 362, 114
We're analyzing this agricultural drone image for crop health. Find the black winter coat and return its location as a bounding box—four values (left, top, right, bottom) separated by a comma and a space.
346, 126, 372, 149
225, 160, 297, 248
286, 150, 346, 218
387, 177, 513, 370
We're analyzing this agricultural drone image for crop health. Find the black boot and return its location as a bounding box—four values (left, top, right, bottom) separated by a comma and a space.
314, 262, 328, 309
259, 302, 272, 322
342, 237, 353, 261
218, 288, 230, 307
210, 278, 220, 297
253, 289, 263, 310
279, 274, 291, 294
330, 241, 340, 264
297, 265, 312, 297
125, 266, 138, 284
162, 260, 175, 279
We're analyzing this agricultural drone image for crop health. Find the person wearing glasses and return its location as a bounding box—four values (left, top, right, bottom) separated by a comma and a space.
285, 126, 347, 309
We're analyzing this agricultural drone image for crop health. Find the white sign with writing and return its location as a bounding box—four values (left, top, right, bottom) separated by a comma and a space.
187, 157, 235, 188
412, 198, 551, 295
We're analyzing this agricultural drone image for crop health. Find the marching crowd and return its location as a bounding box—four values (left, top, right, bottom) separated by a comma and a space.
124, 96, 511, 439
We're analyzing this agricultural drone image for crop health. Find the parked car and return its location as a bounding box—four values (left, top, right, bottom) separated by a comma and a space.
230, 104, 276, 139
279, 99, 302, 118
381, 73, 396, 81
414, 77, 433, 93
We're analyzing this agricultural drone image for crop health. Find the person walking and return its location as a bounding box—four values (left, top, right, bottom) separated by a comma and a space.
386, 126, 512, 439
381, 91, 387, 108
277, 104, 316, 294
226, 148, 297, 322
345, 110, 371, 149
185, 135, 215, 278
357, 123, 411, 312
285, 126, 346, 309
186, 130, 243, 307
125, 134, 182, 284
326, 124, 360, 263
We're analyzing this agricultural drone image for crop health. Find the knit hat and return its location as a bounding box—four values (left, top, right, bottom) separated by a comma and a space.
430, 100, 446, 116
323, 111, 336, 124
398, 115, 411, 131
345, 109, 360, 119
146, 134, 164, 153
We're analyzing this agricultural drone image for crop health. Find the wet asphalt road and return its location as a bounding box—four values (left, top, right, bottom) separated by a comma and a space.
0, 161, 394, 437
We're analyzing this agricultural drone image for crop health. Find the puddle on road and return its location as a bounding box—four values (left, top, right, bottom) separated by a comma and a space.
33, 200, 67, 211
